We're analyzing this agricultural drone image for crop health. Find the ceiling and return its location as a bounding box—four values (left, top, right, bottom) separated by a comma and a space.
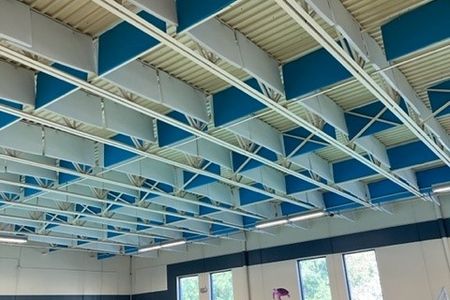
0, 0, 448, 257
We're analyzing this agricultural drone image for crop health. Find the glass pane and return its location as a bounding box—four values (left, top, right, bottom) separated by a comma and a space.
298, 257, 332, 300
179, 275, 199, 300
344, 251, 383, 300
211, 271, 234, 300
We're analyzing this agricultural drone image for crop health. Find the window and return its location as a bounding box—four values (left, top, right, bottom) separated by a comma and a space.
178, 275, 200, 300
210, 270, 234, 300
343, 251, 383, 300
298, 257, 332, 300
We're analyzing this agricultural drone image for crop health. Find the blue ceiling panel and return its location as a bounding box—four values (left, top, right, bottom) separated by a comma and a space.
382, 0, 450, 61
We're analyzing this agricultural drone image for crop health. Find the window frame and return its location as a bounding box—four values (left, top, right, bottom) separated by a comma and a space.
342, 249, 383, 300
209, 269, 234, 300
177, 274, 200, 300
297, 256, 332, 300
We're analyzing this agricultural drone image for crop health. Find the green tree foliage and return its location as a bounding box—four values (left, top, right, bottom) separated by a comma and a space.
211, 271, 234, 300
344, 251, 383, 300
299, 257, 332, 300
179, 276, 200, 300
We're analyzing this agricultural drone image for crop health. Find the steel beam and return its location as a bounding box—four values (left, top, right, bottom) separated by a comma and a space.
355, 135, 391, 168
0, 154, 56, 181
90, 0, 423, 204
290, 152, 333, 182
104, 60, 208, 122
49, 90, 155, 142
175, 138, 233, 170
0, 56, 326, 211
0, 145, 261, 220
228, 118, 285, 155
302, 94, 348, 135
284, 0, 450, 163
130, 0, 177, 24
0, 61, 35, 107
0, 122, 99, 166
0, 0, 95, 72
0, 174, 246, 234
188, 17, 283, 94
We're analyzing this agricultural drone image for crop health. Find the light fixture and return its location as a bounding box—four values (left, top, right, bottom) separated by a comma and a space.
160, 240, 186, 248
138, 239, 187, 253
255, 218, 288, 229
0, 235, 28, 244
433, 184, 450, 194
288, 211, 327, 222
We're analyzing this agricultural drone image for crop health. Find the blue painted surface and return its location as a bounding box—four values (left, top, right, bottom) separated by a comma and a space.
387, 141, 438, 170
232, 147, 277, 172
333, 156, 375, 183
427, 80, 450, 117
323, 165, 449, 210
157, 111, 200, 147
183, 162, 221, 189
382, 0, 450, 61
212, 78, 266, 127
0, 99, 22, 130
285, 172, 319, 194
283, 124, 335, 157
45, 213, 68, 230
323, 193, 360, 210
280, 202, 308, 215
176, 0, 237, 32
344, 100, 405, 139
23, 176, 45, 197
132, 217, 450, 300
332, 140, 439, 184
211, 224, 238, 235
58, 160, 94, 185
98, 11, 165, 75
416, 165, 450, 192
166, 209, 185, 223
183, 232, 206, 241
75, 203, 101, 215
199, 205, 220, 215
369, 180, 410, 204
283, 47, 352, 99
35, 63, 87, 109
104, 134, 138, 168
239, 185, 270, 205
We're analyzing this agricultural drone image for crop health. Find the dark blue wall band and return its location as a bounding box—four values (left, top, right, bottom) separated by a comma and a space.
2, 219, 449, 300
132, 217, 450, 300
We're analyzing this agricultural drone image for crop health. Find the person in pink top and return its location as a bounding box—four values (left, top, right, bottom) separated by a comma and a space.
272, 288, 290, 300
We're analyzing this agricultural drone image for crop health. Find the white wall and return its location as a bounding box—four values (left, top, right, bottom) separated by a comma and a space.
131, 195, 450, 299
132, 238, 450, 300
247, 238, 450, 300
0, 246, 131, 295
2, 196, 446, 297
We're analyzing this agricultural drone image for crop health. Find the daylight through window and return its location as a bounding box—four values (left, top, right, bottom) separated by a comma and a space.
344, 250, 383, 300
210, 270, 234, 300
298, 257, 332, 300
178, 275, 200, 300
